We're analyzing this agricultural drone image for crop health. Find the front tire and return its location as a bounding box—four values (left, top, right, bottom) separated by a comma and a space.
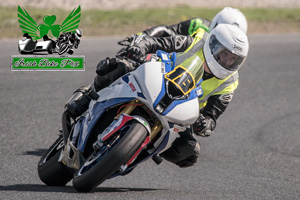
58, 43, 69, 55
38, 136, 74, 186
73, 121, 148, 192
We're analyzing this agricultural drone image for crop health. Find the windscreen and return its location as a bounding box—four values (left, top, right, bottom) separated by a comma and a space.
165, 53, 204, 96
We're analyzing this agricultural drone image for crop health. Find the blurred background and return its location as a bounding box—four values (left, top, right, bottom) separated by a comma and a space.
1, 0, 300, 39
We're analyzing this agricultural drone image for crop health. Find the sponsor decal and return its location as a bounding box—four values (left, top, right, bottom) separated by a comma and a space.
129, 82, 136, 92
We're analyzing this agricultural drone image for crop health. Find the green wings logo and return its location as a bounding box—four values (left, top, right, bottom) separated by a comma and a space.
17, 5, 81, 40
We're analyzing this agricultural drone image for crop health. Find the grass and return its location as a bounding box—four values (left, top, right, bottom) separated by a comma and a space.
1, 6, 300, 39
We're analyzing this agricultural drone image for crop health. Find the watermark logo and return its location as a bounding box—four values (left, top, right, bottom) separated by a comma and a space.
12, 5, 85, 71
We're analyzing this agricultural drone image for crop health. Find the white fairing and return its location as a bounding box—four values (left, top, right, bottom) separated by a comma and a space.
95, 61, 199, 125
132, 62, 199, 125
164, 98, 199, 125
131, 62, 164, 104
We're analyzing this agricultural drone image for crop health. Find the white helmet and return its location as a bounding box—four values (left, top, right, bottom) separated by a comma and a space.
203, 24, 249, 79
210, 7, 248, 34
75, 29, 83, 39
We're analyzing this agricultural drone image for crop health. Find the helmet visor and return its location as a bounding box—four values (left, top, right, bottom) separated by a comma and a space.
209, 35, 245, 71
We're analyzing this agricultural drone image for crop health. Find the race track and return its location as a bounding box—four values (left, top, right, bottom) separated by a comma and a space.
0, 34, 300, 200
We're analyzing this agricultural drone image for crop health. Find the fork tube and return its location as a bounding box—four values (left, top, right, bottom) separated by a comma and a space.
150, 121, 162, 140
114, 99, 140, 119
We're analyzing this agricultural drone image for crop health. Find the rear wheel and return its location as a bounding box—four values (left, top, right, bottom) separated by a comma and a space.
38, 136, 74, 186
73, 121, 148, 192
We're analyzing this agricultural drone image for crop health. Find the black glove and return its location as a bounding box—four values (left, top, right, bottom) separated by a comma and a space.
126, 45, 145, 64
193, 115, 215, 137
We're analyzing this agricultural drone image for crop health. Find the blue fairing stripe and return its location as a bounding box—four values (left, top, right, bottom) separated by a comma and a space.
77, 98, 134, 152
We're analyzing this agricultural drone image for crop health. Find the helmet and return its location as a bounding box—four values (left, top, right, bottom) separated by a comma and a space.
203, 24, 249, 79
210, 7, 248, 34
75, 29, 83, 39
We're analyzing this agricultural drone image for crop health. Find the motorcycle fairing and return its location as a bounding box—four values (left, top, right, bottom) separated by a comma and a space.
130, 59, 200, 125
72, 50, 201, 170
76, 98, 134, 152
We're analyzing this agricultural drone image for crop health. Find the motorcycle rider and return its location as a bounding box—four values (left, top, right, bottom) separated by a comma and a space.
55, 29, 82, 54
93, 6, 247, 91
66, 7, 247, 116
127, 24, 248, 167
66, 23, 249, 168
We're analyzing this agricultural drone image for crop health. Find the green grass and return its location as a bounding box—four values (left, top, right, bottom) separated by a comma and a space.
1, 6, 300, 39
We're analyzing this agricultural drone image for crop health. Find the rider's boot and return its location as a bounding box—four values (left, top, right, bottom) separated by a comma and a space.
159, 130, 201, 168
65, 85, 99, 119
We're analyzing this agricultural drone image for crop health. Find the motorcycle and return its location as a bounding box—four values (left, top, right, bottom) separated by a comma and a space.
38, 50, 204, 192
54, 33, 80, 55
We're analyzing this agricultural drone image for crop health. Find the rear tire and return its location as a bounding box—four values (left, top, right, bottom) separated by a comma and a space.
38, 136, 74, 186
73, 121, 148, 192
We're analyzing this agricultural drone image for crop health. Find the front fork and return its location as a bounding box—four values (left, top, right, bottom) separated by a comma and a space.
116, 99, 163, 169
61, 110, 72, 145
116, 99, 163, 139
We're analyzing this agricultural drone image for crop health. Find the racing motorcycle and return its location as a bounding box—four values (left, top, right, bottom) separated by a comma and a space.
38, 50, 204, 192
54, 32, 81, 55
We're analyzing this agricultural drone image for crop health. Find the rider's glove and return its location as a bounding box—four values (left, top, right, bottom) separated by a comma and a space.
193, 115, 216, 137
125, 34, 149, 64
126, 45, 146, 64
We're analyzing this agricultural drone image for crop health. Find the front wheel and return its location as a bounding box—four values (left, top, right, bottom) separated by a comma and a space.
73, 121, 148, 192
38, 136, 74, 186
58, 43, 69, 55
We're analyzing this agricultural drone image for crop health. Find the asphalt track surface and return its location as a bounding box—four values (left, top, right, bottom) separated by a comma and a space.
0, 34, 300, 200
